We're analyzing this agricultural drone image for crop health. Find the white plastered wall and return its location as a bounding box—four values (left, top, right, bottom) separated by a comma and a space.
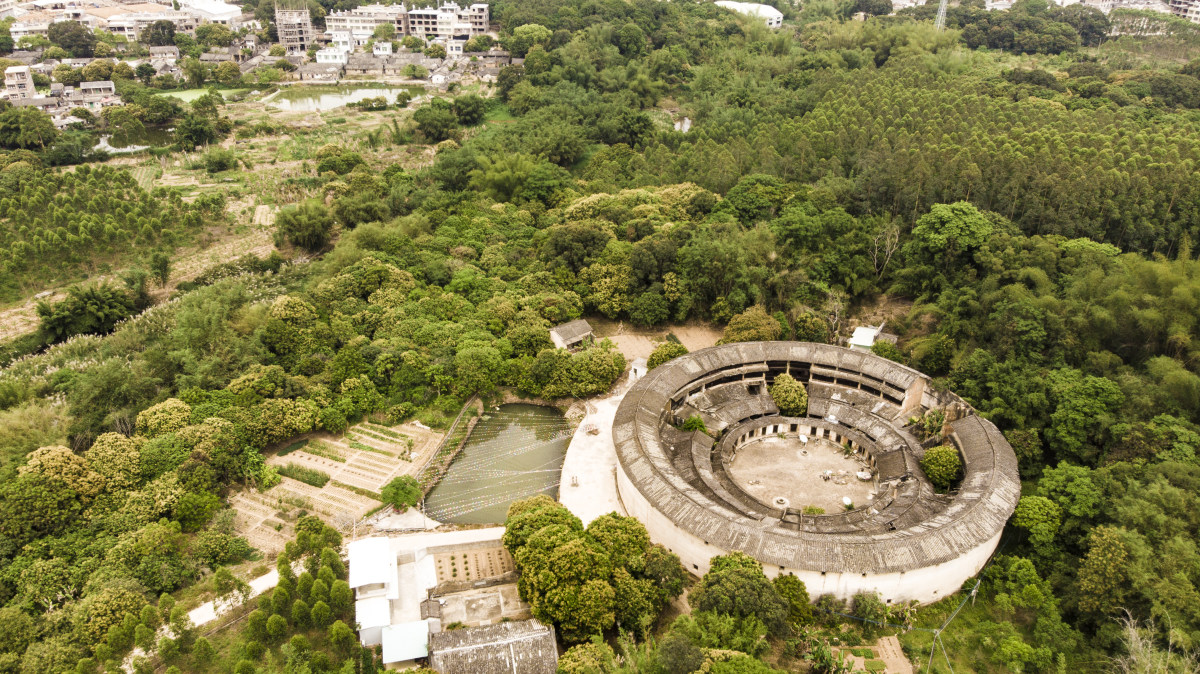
617, 462, 1000, 605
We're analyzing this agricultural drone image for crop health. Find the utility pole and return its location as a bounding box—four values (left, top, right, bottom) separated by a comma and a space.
935, 0, 950, 31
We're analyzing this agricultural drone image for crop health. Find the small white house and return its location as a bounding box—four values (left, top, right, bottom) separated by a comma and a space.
315, 46, 350, 64
714, 0, 784, 27
549, 319, 594, 351
373, 40, 393, 55
848, 325, 882, 352
631, 357, 648, 380
347, 528, 521, 668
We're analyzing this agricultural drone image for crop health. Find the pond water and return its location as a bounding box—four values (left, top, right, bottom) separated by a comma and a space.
97, 127, 175, 151
266, 85, 425, 112
424, 404, 572, 524
156, 87, 251, 102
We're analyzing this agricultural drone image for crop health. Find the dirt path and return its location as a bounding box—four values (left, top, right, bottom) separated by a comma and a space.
0, 293, 60, 342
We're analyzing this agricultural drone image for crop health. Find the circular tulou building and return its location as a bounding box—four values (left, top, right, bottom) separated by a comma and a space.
612, 342, 1020, 605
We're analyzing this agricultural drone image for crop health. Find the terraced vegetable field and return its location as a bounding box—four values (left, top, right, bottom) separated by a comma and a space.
129, 166, 158, 190
232, 421, 442, 554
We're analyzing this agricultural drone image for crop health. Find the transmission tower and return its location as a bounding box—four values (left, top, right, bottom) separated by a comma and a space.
934, 0, 950, 30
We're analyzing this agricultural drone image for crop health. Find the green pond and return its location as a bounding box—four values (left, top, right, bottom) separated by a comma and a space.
267, 84, 424, 112
98, 127, 176, 150
156, 87, 251, 102
424, 404, 572, 524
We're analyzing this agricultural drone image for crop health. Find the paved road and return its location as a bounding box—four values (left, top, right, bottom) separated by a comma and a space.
558, 374, 634, 526
187, 568, 281, 626
123, 567, 283, 672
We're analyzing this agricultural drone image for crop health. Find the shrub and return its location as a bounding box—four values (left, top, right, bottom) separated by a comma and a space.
718, 305, 781, 344
413, 102, 457, 142
648, 341, 688, 369
851, 592, 886, 632
628, 291, 669, 327
381, 475, 421, 511
265, 614, 287, 643
276, 463, 330, 488
275, 199, 334, 253
36, 283, 135, 344
774, 574, 813, 626
658, 631, 703, 674
769, 373, 808, 416
681, 415, 707, 434
870, 340, 906, 365
920, 444, 962, 492
203, 148, 237, 173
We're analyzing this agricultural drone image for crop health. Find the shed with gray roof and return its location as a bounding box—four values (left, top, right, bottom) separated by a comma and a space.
428, 619, 557, 673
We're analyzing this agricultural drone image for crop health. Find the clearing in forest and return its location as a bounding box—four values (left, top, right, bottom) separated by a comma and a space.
589, 318, 723, 362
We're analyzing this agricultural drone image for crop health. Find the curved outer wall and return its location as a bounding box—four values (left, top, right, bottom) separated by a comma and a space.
616, 463, 1002, 604
611, 341, 1020, 605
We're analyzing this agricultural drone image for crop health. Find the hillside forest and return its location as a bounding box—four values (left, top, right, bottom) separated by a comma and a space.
4, 0, 1200, 672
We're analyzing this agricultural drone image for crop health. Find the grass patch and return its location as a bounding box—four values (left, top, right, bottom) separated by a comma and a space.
484, 104, 516, 122
348, 439, 393, 456
156, 87, 250, 102
348, 427, 393, 443
864, 660, 886, 671
277, 439, 308, 456
276, 463, 330, 487
331, 481, 382, 501
361, 422, 403, 439
303, 439, 347, 462
850, 648, 875, 658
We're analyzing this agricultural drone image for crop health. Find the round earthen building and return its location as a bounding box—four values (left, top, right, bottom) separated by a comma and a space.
612, 342, 1020, 604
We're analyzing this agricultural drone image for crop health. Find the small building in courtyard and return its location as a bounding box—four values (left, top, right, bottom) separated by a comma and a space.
428, 619, 558, 673
549, 319, 593, 351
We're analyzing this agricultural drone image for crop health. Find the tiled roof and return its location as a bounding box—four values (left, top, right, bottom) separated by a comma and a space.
613, 342, 1020, 574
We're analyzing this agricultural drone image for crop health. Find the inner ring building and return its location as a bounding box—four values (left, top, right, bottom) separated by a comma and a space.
611, 341, 1020, 605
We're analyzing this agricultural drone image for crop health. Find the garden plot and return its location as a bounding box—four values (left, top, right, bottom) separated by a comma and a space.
235, 422, 443, 555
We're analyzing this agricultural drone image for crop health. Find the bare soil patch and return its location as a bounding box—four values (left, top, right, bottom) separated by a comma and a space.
0, 294, 59, 342
854, 294, 914, 336
588, 318, 723, 362
727, 437, 875, 513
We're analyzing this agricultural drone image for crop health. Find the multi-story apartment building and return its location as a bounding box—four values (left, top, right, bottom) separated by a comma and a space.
1168, 0, 1200, 22
89, 4, 201, 41
326, 3, 407, 50
275, 5, 315, 53
8, 0, 235, 42
324, 2, 488, 51
405, 2, 488, 39
178, 0, 242, 26
4, 65, 33, 101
